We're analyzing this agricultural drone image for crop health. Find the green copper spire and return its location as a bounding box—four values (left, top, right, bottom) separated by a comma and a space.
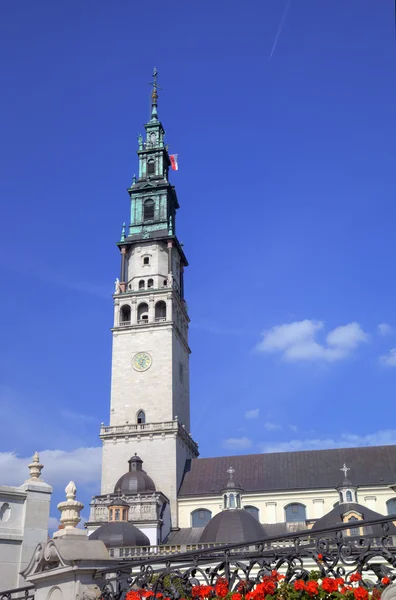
148, 67, 161, 121
120, 222, 126, 242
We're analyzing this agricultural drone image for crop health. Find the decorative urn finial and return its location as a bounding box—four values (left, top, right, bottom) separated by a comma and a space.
55, 481, 84, 535
27, 451, 43, 480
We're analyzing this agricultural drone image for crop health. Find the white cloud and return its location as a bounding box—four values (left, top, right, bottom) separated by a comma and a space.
264, 422, 281, 431
380, 348, 396, 367
244, 409, 260, 420
259, 428, 396, 453
223, 437, 252, 450
256, 320, 368, 363
289, 425, 298, 432
0, 447, 102, 489
378, 323, 393, 336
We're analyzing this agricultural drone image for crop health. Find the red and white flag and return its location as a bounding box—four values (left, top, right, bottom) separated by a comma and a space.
170, 154, 178, 171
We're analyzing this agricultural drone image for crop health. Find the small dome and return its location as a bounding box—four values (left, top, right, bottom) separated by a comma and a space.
89, 521, 150, 548
200, 510, 267, 544
114, 455, 156, 494
336, 477, 355, 489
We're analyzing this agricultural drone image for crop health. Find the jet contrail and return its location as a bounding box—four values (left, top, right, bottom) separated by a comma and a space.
268, 0, 292, 61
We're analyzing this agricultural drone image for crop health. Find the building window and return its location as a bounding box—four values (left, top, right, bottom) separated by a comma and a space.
109, 509, 114, 521
163, 279, 167, 287
348, 516, 360, 537
143, 199, 155, 221
387, 498, 396, 515
122, 509, 128, 520
285, 503, 306, 522
115, 509, 120, 521
143, 256, 150, 266
137, 303, 149, 322
155, 300, 167, 321
147, 159, 155, 175
120, 305, 131, 324
137, 410, 146, 424
229, 494, 236, 508
346, 490, 353, 502
139, 279, 145, 289
148, 279, 154, 288
191, 509, 212, 528
244, 506, 259, 521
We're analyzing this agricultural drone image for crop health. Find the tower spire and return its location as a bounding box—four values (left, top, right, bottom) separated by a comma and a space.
148, 67, 161, 121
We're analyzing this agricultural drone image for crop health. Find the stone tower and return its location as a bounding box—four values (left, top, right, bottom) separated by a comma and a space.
100, 70, 198, 528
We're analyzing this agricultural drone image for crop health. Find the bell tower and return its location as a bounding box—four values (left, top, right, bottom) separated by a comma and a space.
100, 70, 198, 528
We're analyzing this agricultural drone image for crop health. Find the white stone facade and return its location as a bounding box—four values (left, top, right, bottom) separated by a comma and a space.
0, 459, 52, 590
99, 233, 198, 531
177, 485, 396, 530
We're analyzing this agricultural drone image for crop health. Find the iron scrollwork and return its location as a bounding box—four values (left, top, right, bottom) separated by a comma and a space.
96, 517, 396, 600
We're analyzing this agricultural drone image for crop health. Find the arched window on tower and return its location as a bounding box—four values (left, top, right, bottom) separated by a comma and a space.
143, 199, 155, 221
137, 302, 149, 323
387, 498, 396, 515
346, 490, 353, 502
148, 279, 154, 288
155, 300, 167, 322
137, 410, 146, 424
147, 159, 155, 175
139, 279, 145, 289
191, 509, 212, 528
285, 503, 306, 523
120, 305, 131, 325
244, 506, 260, 521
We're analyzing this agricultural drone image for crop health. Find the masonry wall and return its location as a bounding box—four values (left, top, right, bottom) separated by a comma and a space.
110, 326, 174, 425
177, 486, 396, 529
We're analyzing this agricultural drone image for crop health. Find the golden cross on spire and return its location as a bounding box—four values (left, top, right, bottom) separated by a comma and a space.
149, 67, 162, 102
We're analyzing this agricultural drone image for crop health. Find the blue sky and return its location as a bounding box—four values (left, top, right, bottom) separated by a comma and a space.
1, 0, 396, 527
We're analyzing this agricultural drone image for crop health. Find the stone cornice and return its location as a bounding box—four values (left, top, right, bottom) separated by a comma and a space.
100, 420, 199, 456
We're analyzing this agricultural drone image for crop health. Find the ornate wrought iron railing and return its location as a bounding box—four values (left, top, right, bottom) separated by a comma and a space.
95, 515, 396, 600
0, 585, 35, 600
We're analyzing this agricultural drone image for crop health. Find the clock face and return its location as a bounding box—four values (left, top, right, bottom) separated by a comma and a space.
132, 352, 152, 372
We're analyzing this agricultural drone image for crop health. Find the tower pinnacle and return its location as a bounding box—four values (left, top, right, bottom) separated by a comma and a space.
148, 67, 161, 121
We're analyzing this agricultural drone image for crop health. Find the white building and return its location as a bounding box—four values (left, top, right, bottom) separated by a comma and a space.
0, 453, 52, 589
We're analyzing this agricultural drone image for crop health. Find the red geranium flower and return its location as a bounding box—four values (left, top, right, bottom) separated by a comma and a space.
215, 579, 229, 599
294, 580, 306, 591
317, 553, 323, 560
350, 573, 362, 583
232, 594, 242, 600
321, 578, 339, 593
353, 588, 369, 600
306, 581, 319, 596
382, 578, 391, 586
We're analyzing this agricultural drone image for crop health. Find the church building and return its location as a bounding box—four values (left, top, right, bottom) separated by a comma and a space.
86, 71, 396, 554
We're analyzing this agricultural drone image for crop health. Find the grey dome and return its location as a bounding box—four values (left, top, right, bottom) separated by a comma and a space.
89, 521, 150, 547
311, 503, 396, 536
336, 477, 355, 489
200, 510, 267, 544
114, 455, 156, 494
